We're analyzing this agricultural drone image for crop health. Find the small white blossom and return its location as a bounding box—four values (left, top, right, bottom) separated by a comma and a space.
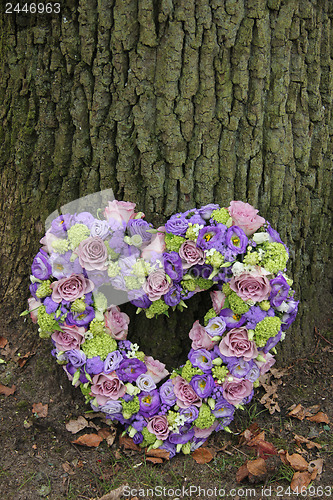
252, 232, 269, 244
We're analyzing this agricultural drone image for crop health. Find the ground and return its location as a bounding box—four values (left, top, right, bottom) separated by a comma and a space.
0, 324, 332, 500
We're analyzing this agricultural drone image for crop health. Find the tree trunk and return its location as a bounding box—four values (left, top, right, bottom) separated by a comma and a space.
0, 0, 332, 369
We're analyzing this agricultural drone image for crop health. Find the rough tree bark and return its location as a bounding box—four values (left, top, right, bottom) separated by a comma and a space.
0, 0, 332, 368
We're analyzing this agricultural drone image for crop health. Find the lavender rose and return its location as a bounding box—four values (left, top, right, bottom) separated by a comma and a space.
104, 200, 136, 224
142, 269, 171, 301
210, 290, 226, 314
172, 376, 202, 409
51, 324, 86, 351
147, 415, 170, 441
179, 240, 205, 269
76, 236, 108, 271
219, 327, 258, 361
229, 269, 271, 303
160, 380, 177, 406
223, 378, 253, 405
189, 320, 217, 351
51, 273, 94, 303
144, 356, 169, 384
91, 372, 126, 405
104, 305, 130, 340
228, 201, 265, 236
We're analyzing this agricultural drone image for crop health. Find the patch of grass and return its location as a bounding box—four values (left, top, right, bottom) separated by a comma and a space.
268, 463, 294, 484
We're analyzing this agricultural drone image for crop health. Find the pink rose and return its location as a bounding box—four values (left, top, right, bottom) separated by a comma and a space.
179, 240, 205, 269
51, 324, 86, 351
143, 269, 171, 301
172, 376, 202, 408
229, 268, 271, 302
147, 415, 170, 440
144, 356, 169, 384
141, 229, 166, 260
219, 327, 258, 361
51, 273, 94, 303
40, 229, 59, 254
189, 320, 217, 351
91, 372, 126, 405
255, 352, 276, 375
210, 290, 226, 314
228, 201, 265, 236
104, 200, 137, 224
76, 236, 108, 271
28, 297, 42, 323
223, 378, 253, 405
104, 305, 130, 340
194, 421, 219, 438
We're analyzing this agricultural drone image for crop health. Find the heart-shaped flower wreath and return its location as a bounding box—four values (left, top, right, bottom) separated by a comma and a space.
26, 200, 298, 458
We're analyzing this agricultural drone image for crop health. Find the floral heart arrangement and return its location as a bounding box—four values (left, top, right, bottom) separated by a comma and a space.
26, 199, 298, 458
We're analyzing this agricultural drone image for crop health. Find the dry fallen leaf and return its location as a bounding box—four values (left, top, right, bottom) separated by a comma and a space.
98, 428, 116, 446
306, 411, 330, 424
118, 435, 141, 451
145, 448, 170, 460
287, 404, 321, 421
17, 351, 35, 368
308, 458, 324, 476
0, 383, 16, 396
66, 416, 89, 434
191, 447, 215, 464
290, 471, 314, 492
236, 458, 267, 483
294, 434, 322, 450
32, 402, 48, 417
243, 429, 277, 459
286, 452, 309, 471
145, 456, 164, 464
0, 336, 8, 348
97, 484, 129, 500
62, 462, 75, 475
73, 433, 103, 447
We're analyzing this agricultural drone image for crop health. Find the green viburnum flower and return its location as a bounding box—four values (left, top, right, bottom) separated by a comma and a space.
94, 292, 107, 312
259, 300, 271, 311
194, 403, 216, 429
131, 259, 151, 277
167, 411, 177, 427
71, 297, 86, 313
205, 251, 224, 268
141, 426, 157, 446
37, 306, 60, 334
107, 247, 119, 260
185, 224, 199, 240
81, 333, 117, 360
145, 299, 169, 318
89, 319, 105, 336
204, 308, 217, 326
210, 208, 230, 224
254, 316, 282, 347
195, 277, 214, 290
182, 442, 192, 454
80, 383, 93, 403
124, 276, 142, 290
51, 238, 69, 254
165, 233, 185, 252
181, 278, 196, 292
261, 242, 288, 274
121, 396, 139, 419
135, 351, 145, 361
108, 261, 121, 277
67, 223, 90, 249
36, 280, 52, 298
222, 282, 232, 296
228, 291, 250, 315
212, 365, 228, 382
243, 251, 259, 266
181, 360, 204, 382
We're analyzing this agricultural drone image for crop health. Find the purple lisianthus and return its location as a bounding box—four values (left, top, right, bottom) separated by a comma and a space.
50, 213, 73, 237
160, 441, 177, 459
116, 358, 147, 383
133, 432, 144, 445
66, 306, 95, 326
86, 270, 111, 288
29, 282, 39, 299
65, 349, 87, 368
128, 290, 152, 308
43, 296, 59, 314
160, 380, 177, 406
269, 274, 290, 307
138, 389, 161, 417
168, 425, 195, 444
262, 330, 282, 353
85, 356, 105, 375
136, 373, 156, 392
31, 249, 52, 280
164, 214, 189, 236
266, 224, 283, 244
100, 400, 123, 415
225, 226, 248, 254
90, 219, 110, 239
219, 308, 246, 328
279, 299, 299, 330
190, 374, 215, 399
243, 306, 267, 329
245, 363, 260, 382
163, 251, 183, 282
164, 284, 182, 307
228, 359, 252, 379
188, 349, 213, 372
205, 316, 226, 338
196, 225, 226, 251
198, 204, 220, 220
66, 363, 89, 383
104, 350, 123, 373
127, 219, 152, 242
212, 398, 235, 419
180, 406, 199, 423
72, 211, 95, 228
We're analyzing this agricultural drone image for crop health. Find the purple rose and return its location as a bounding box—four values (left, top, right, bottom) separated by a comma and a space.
91, 372, 126, 405
225, 226, 248, 254
219, 327, 258, 361
147, 415, 170, 440
127, 219, 152, 242
190, 374, 215, 399
138, 389, 161, 417
164, 214, 189, 236
76, 236, 108, 271
51, 273, 94, 303
229, 269, 271, 303
269, 274, 290, 307
143, 269, 171, 301
104, 350, 123, 373
31, 249, 52, 280
163, 252, 183, 281
86, 356, 105, 375
223, 378, 253, 405
104, 305, 130, 340
160, 380, 177, 406
179, 241, 205, 269
172, 376, 202, 408
116, 358, 147, 383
